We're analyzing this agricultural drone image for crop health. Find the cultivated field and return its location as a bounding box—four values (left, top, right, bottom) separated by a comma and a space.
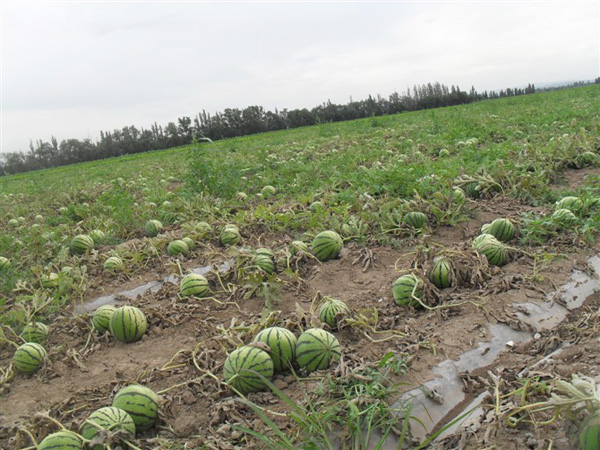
1, 85, 600, 449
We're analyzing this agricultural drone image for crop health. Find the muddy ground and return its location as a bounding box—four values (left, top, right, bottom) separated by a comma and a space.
1, 169, 599, 449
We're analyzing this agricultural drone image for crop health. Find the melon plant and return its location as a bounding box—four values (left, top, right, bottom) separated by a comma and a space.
223, 346, 274, 394
580, 412, 600, 450
104, 256, 125, 272
220, 226, 241, 246
112, 384, 160, 430
13, 342, 47, 373
70, 234, 95, 255
261, 185, 277, 198
0, 256, 10, 270
167, 239, 189, 256
556, 196, 583, 214
80, 406, 136, 450
296, 329, 341, 374
439, 148, 450, 157
318, 297, 349, 329
41, 272, 59, 289
453, 188, 466, 202
92, 305, 117, 333
252, 327, 297, 372
310, 201, 324, 211
237, 192, 248, 200
180, 273, 210, 298
428, 257, 453, 289
38, 431, 84, 450
21, 322, 49, 344
402, 211, 428, 229
290, 240, 310, 256
312, 230, 343, 261
109, 305, 148, 343
145, 219, 163, 236
488, 218, 516, 242
464, 182, 480, 199
392, 274, 423, 307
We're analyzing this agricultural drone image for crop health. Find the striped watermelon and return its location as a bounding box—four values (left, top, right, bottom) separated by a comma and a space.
70, 234, 95, 255
167, 239, 189, 256
220, 226, 241, 246
295, 328, 341, 374
252, 327, 297, 372
580, 412, 600, 450
182, 237, 196, 250
488, 218, 516, 242
112, 384, 160, 430
8, 218, 18, 227
0, 256, 10, 270
464, 182, 480, 199
556, 196, 583, 214
13, 342, 47, 373
145, 219, 163, 237
318, 297, 350, 329
92, 305, 117, 333
256, 248, 275, 258
402, 212, 428, 229
253, 253, 276, 275
223, 346, 274, 394
237, 192, 248, 200
41, 273, 59, 289
453, 188, 466, 202
290, 240, 310, 256
104, 256, 125, 272
193, 221, 213, 237
109, 306, 147, 343
428, 258, 453, 289
552, 208, 578, 227
472, 233, 496, 250
80, 406, 136, 449
89, 229, 105, 245
392, 274, 423, 307
180, 273, 210, 298
476, 237, 508, 267
480, 223, 491, 234
38, 431, 84, 450
21, 322, 49, 344
261, 185, 277, 198
310, 201, 324, 211
311, 230, 343, 262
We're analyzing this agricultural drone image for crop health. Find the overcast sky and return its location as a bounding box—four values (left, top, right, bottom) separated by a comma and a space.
1, 1, 599, 153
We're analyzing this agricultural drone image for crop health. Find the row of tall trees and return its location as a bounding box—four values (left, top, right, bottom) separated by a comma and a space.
1, 82, 536, 175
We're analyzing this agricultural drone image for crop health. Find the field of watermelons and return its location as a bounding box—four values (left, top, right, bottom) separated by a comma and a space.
1, 85, 600, 449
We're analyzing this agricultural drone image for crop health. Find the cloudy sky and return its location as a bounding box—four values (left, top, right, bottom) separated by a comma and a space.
1, 1, 598, 153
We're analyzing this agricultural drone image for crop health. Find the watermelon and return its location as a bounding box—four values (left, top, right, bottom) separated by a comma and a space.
439, 149, 450, 157
261, 185, 277, 198
309, 201, 324, 211
21, 322, 49, 344
38, 431, 84, 450
464, 182, 480, 199
167, 239, 189, 256
8, 218, 18, 227
256, 248, 275, 258
253, 253, 276, 275
109, 306, 148, 343
104, 256, 125, 272
576, 151, 599, 167
193, 221, 213, 237
220, 226, 241, 246
182, 237, 196, 250
112, 384, 160, 430
58, 206, 68, 215
556, 196, 583, 214
488, 218, 516, 242
237, 192, 248, 200
13, 342, 47, 373
223, 346, 274, 394
145, 219, 163, 237
80, 406, 136, 450
41, 273, 59, 289
580, 412, 600, 450
472, 233, 497, 250
35, 214, 44, 222
89, 229, 105, 245
92, 305, 117, 333
290, 240, 310, 256
295, 328, 341, 374
311, 230, 343, 261
402, 211, 428, 229
552, 208, 578, 227
453, 188, 466, 202
428, 257, 453, 289
179, 273, 210, 298
71, 234, 95, 255
392, 274, 423, 307
0, 256, 10, 270
318, 297, 349, 329
252, 327, 297, 372
584, 197, 600, 213
476, 236, 508, 267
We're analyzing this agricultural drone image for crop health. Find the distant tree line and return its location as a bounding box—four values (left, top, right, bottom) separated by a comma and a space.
1, 82, 537, 175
